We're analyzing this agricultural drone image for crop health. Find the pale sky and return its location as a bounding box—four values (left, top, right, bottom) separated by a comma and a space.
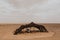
0, 0, 60, 24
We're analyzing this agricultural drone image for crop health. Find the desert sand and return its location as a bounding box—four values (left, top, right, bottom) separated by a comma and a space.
0, 24, 60, 40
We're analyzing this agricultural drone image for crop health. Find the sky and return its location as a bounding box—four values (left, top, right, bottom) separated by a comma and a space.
0, 0, 60, 24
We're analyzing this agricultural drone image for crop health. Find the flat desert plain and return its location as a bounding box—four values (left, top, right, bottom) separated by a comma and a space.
0, 24, 60, 40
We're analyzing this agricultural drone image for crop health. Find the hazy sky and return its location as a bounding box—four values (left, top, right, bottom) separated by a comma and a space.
0, 0, 60, 24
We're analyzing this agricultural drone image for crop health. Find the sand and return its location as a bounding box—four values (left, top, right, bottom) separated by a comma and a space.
0, 24, 60, 40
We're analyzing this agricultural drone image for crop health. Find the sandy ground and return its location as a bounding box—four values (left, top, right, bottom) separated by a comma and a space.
0, 24, 60, 40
